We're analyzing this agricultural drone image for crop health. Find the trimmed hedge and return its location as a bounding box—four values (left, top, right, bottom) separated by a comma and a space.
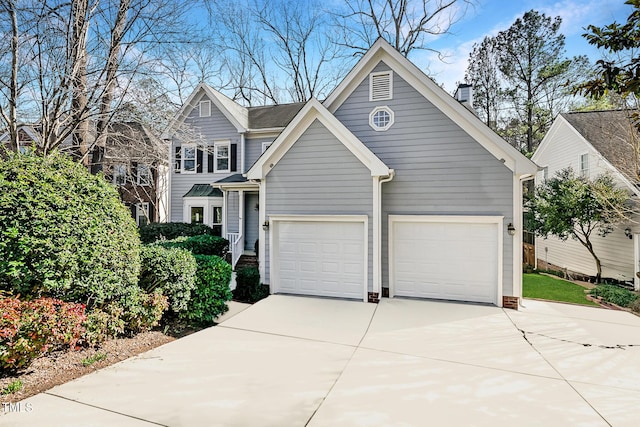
139, 222, 217, 244
233, 267, 269, 303
589, 285, 638, 307
0, 152, 141, 306
139, 245, 197, 313
154, 235, 229, 257
184, 255, 232, 325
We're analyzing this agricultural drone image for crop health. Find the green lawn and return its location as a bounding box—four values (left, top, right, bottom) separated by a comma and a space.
523, 273, 599, 306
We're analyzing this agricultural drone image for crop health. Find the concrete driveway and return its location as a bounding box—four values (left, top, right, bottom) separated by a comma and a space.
3, 296, 640, 426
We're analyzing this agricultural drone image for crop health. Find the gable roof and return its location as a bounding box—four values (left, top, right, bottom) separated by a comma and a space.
323, 38, 538, 177
246, 98, 391, 180
248, 103, 305, 130
561, 110, 639, 188
166, 83, 249, 136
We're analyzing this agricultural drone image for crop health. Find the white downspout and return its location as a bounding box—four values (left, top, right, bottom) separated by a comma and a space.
373, 170, 395, 300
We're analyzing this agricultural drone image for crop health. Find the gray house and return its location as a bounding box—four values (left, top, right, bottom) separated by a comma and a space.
166, 39, 537, 307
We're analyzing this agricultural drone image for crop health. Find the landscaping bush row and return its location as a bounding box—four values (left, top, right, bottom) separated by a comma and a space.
589, 285, 639, 309
0, 153, 234, 370
138, 222, 219, 244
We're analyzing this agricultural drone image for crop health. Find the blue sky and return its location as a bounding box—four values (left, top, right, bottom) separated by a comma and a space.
413, 0, 633, 92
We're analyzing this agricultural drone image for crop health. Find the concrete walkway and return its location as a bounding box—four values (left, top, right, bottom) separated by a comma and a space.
2, 296, 640, 426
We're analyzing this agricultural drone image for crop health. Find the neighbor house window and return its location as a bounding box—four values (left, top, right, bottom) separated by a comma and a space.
113, 164, 127, 185
191, 206, 204, 224
542, 166, 549, 181
369, 71, 393, 101
182, 143, 197, 173
580, 153, 589, 177
137, 163, 151, 186
261, 141, 272, 153
214, 140, 230, 173
199, 100, 211, 117
136, 202, 149, 227
369, 106, 394, 131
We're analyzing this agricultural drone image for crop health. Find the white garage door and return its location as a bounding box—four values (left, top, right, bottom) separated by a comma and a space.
273, 219, 366, 300
390, 216, 500, 304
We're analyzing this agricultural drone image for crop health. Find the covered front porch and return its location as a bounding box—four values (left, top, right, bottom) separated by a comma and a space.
212, 174, 260, 270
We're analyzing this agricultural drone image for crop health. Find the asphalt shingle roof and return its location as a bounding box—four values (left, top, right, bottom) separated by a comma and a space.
561, 110, 640, 186
183, 184, 223, 197
248, 103, 305, 129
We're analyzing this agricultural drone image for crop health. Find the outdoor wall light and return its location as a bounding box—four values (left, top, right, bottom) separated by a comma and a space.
262, 220, 270, 231
507, 223, 516, 236
625, 228, 633, 239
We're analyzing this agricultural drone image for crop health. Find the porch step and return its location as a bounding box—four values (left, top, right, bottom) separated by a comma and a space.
234, 254, 259, 271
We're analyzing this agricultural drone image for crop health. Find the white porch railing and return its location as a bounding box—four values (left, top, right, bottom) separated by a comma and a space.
227, 232, 244, 269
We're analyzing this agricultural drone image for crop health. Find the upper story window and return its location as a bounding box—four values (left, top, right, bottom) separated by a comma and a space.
369, 106, 394, 131
182, 143, 197, 173
214, 140, 230, 173
113, 164, 127, 185
369, 71, 393, 101
261, 141, 272, 153
137, 163, 151, 186
580, 153, 589, 177
199, 100, 211, 117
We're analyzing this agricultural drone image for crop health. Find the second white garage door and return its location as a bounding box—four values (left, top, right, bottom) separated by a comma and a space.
390, 216, 501, 304
271, 217, 367, 300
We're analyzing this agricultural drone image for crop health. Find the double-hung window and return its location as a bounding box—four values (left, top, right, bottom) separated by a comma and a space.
113, 164, 127, 185
182, 144, 197, 173
580, 153, 589, 177
214, 140, 230, 173
137, 163, 151, 186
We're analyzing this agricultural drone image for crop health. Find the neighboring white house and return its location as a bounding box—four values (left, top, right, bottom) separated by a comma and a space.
532, 110, 640, 290
165, 38, 537, 307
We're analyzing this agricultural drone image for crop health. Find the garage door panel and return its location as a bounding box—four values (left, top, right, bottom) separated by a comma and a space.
392, 219, 499, 305
274, 220, 365, 300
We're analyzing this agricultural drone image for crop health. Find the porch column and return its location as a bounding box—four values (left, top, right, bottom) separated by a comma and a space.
222, 190, 228, 237
238, 190, 244, 238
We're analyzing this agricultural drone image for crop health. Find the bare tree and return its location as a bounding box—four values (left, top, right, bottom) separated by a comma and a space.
333, 0, 475, 58
0, 0, 20, 153
465, 36, 503, 129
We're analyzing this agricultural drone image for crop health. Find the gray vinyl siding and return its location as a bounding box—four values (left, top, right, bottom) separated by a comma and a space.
245, 136, 276, 172
227, 191, 239, 233
334, 61, 515, 295
245, 193, 260, 250
265, 119, 374, 291
170, 92, 241, 222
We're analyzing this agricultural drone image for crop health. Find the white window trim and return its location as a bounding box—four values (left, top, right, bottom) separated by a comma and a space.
136, 163, 151, 186
183, 196, 224, 228
580, 153, 589, 177
199, 100, 211, 117
135, 202, 149, 226
261, 141, 272, 153
214, 140, 231, 173
112, 163, 127, 185
369, 106, 395, 132
369, 71, 393, 101
181, 143, 197, 174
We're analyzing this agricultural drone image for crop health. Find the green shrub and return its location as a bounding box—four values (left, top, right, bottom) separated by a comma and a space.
0, 152, 141, 306
184, 255, 232, 325
155, 235, 229, 257
233, 267, 269, 303
82, 305, 125, 347
630, 298, 640, 314
589, 285, 638, 307
0, 296, 86, 371
139, 222, 217, 244
139, 245, 197, 313
123, 289, 169, 333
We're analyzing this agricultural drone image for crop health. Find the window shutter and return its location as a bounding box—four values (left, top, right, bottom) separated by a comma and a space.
174, 146, 181, 173
149, 203, 155, 223
230, 143, 237, 172
208, 149, 214, 173
131, 162, 138, 183
129, 203, 136, 220
197, 147, 203, 173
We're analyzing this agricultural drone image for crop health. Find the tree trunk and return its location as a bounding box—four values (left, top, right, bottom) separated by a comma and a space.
581, 237, 602, 283
0, 1, 20, 153
71, 0, 89, 166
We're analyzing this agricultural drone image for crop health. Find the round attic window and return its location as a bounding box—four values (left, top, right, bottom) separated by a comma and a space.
369, 106, 394, 131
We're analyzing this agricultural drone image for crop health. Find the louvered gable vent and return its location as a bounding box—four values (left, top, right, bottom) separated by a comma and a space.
369, 71, 392, 101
